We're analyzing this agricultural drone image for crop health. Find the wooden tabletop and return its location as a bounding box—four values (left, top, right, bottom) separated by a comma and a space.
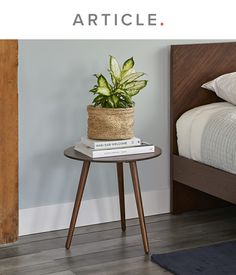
64, 146, 162, 163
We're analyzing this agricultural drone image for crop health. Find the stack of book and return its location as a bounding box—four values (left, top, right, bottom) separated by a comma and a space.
74, 136, 155, 158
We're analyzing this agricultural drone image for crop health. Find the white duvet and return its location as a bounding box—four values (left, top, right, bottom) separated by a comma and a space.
177, 102, 236, 174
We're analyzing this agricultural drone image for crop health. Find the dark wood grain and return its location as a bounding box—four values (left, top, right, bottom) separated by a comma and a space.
65, 161, 90, 249
171, 42, 236, 155
117, 162, 126, 232
64, 147, 162, 253
64, 146, 161, 163
174, 155, 236, 204
0, 40, 18, 244
171, 42, 236, 213
130, 161, 149, 254
171, 180, 231, 215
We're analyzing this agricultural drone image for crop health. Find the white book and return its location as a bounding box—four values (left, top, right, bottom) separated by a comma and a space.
80, 136, 141, 149
74, 142, 155, 158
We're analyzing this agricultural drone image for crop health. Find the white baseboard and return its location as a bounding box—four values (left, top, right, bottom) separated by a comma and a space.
19, 189, 170, 236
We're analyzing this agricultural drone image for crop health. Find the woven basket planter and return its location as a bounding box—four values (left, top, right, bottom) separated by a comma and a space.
87, 105, 134, 140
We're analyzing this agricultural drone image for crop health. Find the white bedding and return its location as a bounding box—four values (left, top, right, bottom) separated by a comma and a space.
177, 102, 236, 173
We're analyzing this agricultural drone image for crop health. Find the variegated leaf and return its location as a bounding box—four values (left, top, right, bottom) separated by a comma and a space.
107, 97, 115, 107
120, 72, 144, 85
126, 89, 140, 96
98, 75, 109, 88
122, 57, 134, 72
109, 56, 121, 79
97, 86, 111, 96
122, 68, 135, 78
112, 94, 119, 107
124, 80, 148, 90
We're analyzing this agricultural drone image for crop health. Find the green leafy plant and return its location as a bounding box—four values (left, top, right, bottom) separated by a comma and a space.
89, 56, 148, 108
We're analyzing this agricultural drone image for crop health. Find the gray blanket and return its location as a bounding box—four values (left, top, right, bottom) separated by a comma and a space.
201, 109, 236, 174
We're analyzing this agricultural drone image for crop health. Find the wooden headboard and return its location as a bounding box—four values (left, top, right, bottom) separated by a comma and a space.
171, 42, 236, 154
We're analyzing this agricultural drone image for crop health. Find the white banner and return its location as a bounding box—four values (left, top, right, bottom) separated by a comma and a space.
0, 0, 235, 39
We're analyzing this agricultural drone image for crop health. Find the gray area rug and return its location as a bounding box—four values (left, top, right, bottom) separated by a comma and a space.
151, 240, 236, 275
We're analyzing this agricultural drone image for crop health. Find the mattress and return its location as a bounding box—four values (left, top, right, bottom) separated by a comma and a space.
176, 102, 236, 174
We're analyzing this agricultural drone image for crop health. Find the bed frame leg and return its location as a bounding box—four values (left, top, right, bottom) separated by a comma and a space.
171, 181, 231, 214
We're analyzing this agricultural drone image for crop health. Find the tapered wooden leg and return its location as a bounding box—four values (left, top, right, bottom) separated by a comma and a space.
116, 162, 126, 232
129, 161, 149, 254
65, 161, 90, 249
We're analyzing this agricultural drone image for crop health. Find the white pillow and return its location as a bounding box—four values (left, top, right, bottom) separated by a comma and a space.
201, 72, 236, 105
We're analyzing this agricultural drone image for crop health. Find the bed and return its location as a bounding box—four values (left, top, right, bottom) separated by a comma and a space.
171, 42, 236, 214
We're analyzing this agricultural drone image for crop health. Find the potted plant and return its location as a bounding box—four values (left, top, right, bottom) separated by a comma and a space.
87, 56, 148, 140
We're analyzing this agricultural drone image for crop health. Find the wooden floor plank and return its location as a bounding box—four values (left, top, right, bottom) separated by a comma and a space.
0, 206, 235, 275
17, 206, 234, 245
0, 212, 235, 261
73, 255, 170, 275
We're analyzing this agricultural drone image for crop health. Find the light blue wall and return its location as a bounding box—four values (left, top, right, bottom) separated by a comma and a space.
18, 39, 225, 209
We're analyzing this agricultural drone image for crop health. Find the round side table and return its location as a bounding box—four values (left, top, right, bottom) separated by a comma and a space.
64, 146, 162, 254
